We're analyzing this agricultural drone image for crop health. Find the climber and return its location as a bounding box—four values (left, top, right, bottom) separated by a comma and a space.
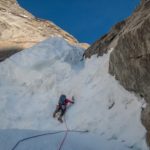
53, 94, 74, 122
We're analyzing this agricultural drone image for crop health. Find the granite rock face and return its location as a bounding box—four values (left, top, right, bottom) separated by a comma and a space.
109, 0, 150, 146
84, 0, 150, 146
84, 20, 126, 58
0, 0, 89, 61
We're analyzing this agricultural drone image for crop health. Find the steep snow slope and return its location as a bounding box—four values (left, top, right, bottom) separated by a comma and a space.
0, 37, 148, 149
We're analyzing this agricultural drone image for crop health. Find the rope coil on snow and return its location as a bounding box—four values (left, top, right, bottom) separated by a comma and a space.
11, 130, 88, 150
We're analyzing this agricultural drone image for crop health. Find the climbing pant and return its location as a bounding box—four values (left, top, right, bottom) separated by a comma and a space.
53, 104, 66, 118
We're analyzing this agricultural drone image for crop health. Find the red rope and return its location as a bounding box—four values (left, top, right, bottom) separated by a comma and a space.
57, 116, 69, 150
64, 116, 69, 130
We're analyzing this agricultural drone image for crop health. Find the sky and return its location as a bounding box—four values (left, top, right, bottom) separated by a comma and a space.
17, 0, 140, 44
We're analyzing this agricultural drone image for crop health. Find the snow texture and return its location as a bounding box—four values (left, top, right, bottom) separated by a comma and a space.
0, 37, 148, 150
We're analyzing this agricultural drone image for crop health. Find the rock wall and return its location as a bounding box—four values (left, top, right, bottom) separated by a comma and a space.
84, 20, 126, 58
109, 0, 150, 146
84, 0, 150, 146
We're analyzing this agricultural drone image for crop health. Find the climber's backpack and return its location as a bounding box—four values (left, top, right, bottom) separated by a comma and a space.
59, 95, 66, 105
